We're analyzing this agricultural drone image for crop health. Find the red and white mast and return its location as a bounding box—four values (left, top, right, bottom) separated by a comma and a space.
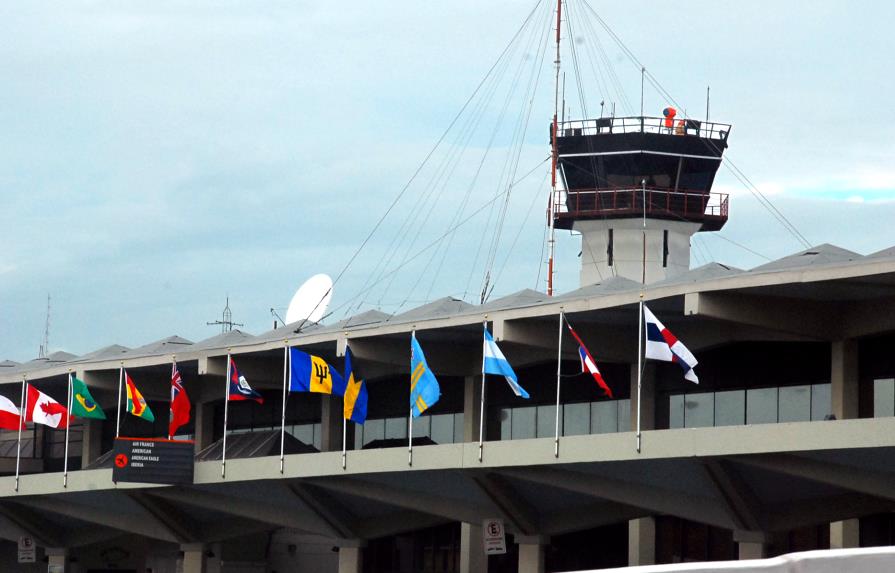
547, 0, 562, 296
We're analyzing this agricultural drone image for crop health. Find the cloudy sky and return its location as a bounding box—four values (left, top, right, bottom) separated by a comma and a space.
2, 1, 894, 361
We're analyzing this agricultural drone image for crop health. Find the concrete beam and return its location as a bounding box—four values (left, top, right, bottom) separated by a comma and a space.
469, 473, 539, 536
353, 511, 448, 539
703, 459, 765, 532
541, 501, 647, 536
504, 467, 733, 529
765, 493, 893, 531
128, 491, 200, 543
0, 502, 65, 547
286, 482, 357, 539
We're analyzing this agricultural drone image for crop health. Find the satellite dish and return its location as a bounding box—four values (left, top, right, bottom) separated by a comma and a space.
286, 274, 333, 325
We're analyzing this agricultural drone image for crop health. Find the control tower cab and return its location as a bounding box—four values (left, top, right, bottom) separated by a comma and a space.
552, 112, 731, 286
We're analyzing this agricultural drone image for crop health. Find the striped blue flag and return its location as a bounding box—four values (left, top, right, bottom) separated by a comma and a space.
483, 327, 529, 399
410, 334, 440, 417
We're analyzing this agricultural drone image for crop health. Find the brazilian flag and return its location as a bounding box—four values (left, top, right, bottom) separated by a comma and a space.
71, 376, 107, 420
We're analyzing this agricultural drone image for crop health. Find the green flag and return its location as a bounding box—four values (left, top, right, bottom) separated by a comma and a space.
70, 376, 106, 420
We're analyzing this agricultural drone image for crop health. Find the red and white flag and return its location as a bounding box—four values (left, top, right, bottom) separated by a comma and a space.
25, 385, 68, 429
168, 364, 191, 438
0, 395, 23, 430
566, 320, 614, 398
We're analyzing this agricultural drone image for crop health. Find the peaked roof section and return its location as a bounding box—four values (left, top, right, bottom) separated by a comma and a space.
0, 360, 18, 368
557, 275, 642, 301
752, 244, 861, 272
652, 263, 744, 287
391, 297, 474, 322
125, 335, 193, 358
255, 320, 324, 343
338, 309, 390, 329
70, 344, 130, 362
12, 351, 79, 374
869, 246, 895, 259
192, 329, 255, 351
480, 289, 549, 312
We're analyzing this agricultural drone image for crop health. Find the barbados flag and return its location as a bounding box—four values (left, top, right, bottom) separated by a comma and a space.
343, 346, 368, 424
410, 334, 440, 417
289, 348, 346, 396
125, 371, 155, 422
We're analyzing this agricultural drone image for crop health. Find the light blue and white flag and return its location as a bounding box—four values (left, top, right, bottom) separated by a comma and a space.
483, 327, 529, 399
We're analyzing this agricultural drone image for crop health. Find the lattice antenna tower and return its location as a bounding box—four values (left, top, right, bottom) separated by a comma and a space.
207, 296, 244, 333
38, 294, 50, 359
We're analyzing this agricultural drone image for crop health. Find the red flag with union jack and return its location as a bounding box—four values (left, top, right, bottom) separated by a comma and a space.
168, 363, 191, 438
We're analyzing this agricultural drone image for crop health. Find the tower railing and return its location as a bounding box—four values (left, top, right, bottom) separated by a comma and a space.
553, 187, 729, 226
559, 116, 731, 141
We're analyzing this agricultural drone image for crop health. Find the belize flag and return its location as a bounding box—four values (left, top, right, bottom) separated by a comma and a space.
228, 357, 264, 404
643, 305, 699, 383
483, 327, 529, 399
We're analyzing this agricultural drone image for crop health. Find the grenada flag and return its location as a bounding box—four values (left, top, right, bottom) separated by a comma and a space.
125, 371, 155, 422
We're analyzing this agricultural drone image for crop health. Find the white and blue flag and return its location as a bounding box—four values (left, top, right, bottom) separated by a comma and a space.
483, 327, 529, 399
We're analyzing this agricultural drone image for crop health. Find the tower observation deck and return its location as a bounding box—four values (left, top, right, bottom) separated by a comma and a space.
551, 114, 732, 285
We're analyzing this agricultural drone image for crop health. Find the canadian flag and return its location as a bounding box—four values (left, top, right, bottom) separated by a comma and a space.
0, 395, 23, 430
25, 385, 68, 429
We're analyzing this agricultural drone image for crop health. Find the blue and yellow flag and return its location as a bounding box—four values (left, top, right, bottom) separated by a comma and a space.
343, 346, 368, 424
410, 334, 440, 417
289, 348, 346, 395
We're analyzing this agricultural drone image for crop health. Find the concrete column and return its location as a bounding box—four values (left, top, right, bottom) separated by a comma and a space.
831, 339, 859, 420
81, 419, 103, 466
630, 364, 656, 431
463, 375, 483, 443
460, 522, 487, 573
46, 547, 68, 572
193, 400, 216, 450
321, 395, 344, 452
735, 531, 767, 560
831, 519, 860, 549
338, 546, 364, 573
516, 535, 548, 573
181, 543, 206, 573
628, 517, 655, 566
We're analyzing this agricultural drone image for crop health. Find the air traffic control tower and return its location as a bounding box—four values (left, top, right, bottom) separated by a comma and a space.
552, 113, 731, 285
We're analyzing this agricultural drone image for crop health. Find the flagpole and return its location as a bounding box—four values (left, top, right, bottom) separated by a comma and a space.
342, 342, 348, 470
280, 340, 289, 474
408, 330, 415, 467
637, 177, 646, 453
554, 310, 564, 458
15, 375, 26, 492
115, 362, 123, 438
478, 319, 487, 462
63, 371, 72, 487
222, 350, 232, 478
168, 356, 175, 440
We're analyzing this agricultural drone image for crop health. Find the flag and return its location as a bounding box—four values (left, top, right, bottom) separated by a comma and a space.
70, 376, 106, 419
343, 346, 368, 424
289, 348, 346, 396
483, 327, 529, 398
643, 305, 699, 383
25, 385, 68, 429
565, 321, 613, 398
228, 357, 263, 404
168, 365, 190, 437
125, 371, 155, 422
410, 334, 440, 417
0, 395, 23, 430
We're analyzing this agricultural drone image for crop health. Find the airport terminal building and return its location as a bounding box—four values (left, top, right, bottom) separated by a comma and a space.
1, 239, 895, 572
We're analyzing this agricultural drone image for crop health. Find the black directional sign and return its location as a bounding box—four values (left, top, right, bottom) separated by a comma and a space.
112, 437, 195, 485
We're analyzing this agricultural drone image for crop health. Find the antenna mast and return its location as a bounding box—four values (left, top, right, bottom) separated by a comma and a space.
207, 297, 244, 333
39, 294, 50, 359
547, 0, 562, 297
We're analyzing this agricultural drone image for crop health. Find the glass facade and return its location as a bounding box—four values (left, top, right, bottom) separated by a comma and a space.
500, 399, 631, 439
669, 384, 831, 429
355, 413, 464, 448
874, 378, 895, 417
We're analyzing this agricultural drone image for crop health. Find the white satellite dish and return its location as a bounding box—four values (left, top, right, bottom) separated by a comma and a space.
286, 274, 333, 325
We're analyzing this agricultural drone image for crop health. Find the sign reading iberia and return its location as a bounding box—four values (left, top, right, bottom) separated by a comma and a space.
112, 437, 194, 485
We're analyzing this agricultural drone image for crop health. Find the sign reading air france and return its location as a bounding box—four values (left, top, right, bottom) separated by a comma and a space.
289, 348, 347, 395
410, 334, 440, 417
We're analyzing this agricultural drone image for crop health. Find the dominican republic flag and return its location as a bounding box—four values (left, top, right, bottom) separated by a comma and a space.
168, 363, 191, 438
0, 395, 23, 430
228, 357, 263, 404
25, 384, 68, 429
643, 305, 699, 383
483, 327, 529, 399
565, 320, 613, 398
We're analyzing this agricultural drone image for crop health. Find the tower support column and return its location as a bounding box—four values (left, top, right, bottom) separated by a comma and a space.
830, 339, 860, 546
628, 517, 655, 566
460, 522, 487, 573
516, 535, 548, 573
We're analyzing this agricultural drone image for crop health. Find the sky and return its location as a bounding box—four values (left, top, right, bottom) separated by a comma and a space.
2, 1, 894, 362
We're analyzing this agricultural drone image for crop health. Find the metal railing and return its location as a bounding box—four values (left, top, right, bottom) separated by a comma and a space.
559, 116, 731, 141
554, 187, 729, 221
